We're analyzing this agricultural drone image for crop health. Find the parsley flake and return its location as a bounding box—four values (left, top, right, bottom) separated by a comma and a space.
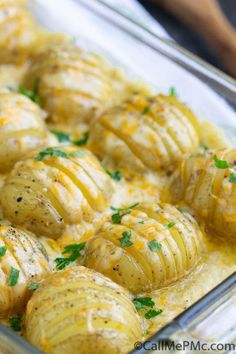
138, 221, 145, 224
8, 267, 19, 286
35, 147, 68, 161
73, 132, 89, 146
9, 315, 22, 331
165, 222, 176, 229
55, 242, 86, 270
111, 203, 139, 224
141, 106, 149, 115
148, 239, 162, 252
119, 230, 133, 248
28, 282, 39, 291
133, 297, 155, 311
0, 245, 7, 256
214, 155, 229, 169
169, 86, 177, 97
145, 309, 163, 319
70, 150, 87, 158
50, 130, 71, 143
19, 78, 41, 105
229, 172, 236, 183
101, 163, 122, 181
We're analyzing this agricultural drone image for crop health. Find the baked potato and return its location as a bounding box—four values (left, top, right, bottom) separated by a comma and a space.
84, 202, 202, 294
89, 94, 201, 175
25, 266, 142, 354
0, 0, 39, 64
23, 44, 118, 124
167, 149, 236, 241
0, 222, 50, 316
0, 91, 48, 172
1, 147, 114, 239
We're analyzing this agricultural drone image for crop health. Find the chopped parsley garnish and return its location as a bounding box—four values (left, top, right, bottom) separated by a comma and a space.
0, 245, 7, 256
165, 222, 176, 229
200, 142, 209, 151
119, 230, 133, 248
148, 239, 162, 252
35, 147, 68, 161
101, 163, 122, 181
111, 203, 139, 224
9, 315, 22, 331
229, 172, 236, 183
213, 155, 229, 169
169, 86, 177, 97
133, 297, 163, 319
145, 309, 163, 319
50, 130, 71, 143
138, 221, 145, 224
55, 242, 86, 270
73, 132, 90, 146
28, 282, 39, 291
141, 106, 149, 115
8, 267, 20, 286
133, 297, 155, 311
19, 78, 41, 105
50, 130, 89, 146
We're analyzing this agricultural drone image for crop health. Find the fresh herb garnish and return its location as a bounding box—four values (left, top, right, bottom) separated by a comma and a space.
50, 130, 71, 143
70, 150, 87, 158
200, 142, 209, 151
133, 297, 155, 311
145, 309, 163, 319
55, 242, 86, 270
169, 86, 177, 97
19, 78, 41, 105
141, 106, 149, 115
148, 239, 162, 252
165, 222, 176, 229
229, 172, 236, 183
119, 230, 133, 248
0, 245, 7, 256
138, 220, 145, 224
213, 155, 229, 169
133, 297, 163, 319
35, 147, 68, 161
73, 132, 90, 146
101, 163, 122, 181
9, 315, 22, 331
8, 267, 20, 286
111, 203, 139, 224
28, 282, 39, 291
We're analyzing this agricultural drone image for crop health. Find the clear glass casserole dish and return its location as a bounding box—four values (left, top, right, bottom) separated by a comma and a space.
0, 0, 235, 353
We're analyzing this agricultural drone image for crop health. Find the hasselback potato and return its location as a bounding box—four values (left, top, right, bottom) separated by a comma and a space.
167, 149, 236, 241
25, 266, 142, 354
0, 91, 48, 172
0, 0, 38, 64
90, 94, 201, 174
84, 203, 202, 294
23, 44, 117, 124
1, 147, 114, 239
0, 222, 50, 316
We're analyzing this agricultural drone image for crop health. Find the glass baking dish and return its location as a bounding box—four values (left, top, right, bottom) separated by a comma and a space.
0, 0, 236, 353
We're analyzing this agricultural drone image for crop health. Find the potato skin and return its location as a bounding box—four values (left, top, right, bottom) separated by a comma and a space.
90, 94, 201, 174
1, 147, 114, 239
0, 0, 38, 64
84, 203, 202, 294
23, 44, 116, 124
0, 92, 48, 172
0, 223, 50, 316
168, 149, 236, 241
25, 266, 142, 354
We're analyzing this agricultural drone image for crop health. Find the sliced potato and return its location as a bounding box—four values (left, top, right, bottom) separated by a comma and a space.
168, 149, 236, 241
90, 94, 201, 175
84, 203, 202, 294
23, 44, 119, 124
0, 222, 50, 316
0, 91, 48, 172
1, 147, 114, 239
25, 266, 142, 354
